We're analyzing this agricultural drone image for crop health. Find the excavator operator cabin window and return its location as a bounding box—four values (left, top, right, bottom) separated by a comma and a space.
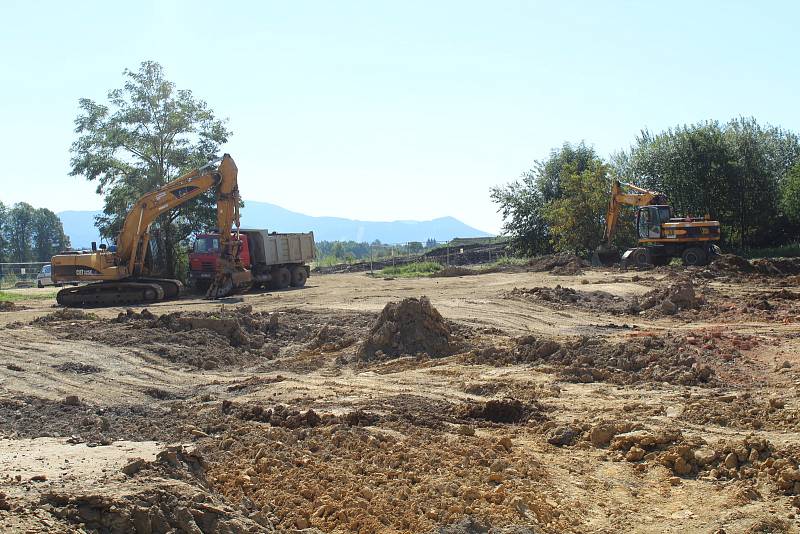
638, 208, 650, 239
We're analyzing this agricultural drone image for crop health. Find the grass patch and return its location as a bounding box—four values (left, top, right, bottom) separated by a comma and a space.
379, 261, 442, 278
0, 288, 59, 302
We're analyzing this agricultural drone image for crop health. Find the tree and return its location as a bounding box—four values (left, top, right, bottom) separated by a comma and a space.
491, 142, 603, 255
32, 208, 70, 262
614, 118, 800, 249
70, 61, 231, 277
541, 162, 610, 254
0, 201, 7, 263
781, 162, 800, 225
4, 203, 36, 262
407, 241, 423, 254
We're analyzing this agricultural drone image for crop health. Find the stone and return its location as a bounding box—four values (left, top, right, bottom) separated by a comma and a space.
674, 457, 692, 476
122, 458, 146, 477
661, 300, 678, 315
626, 446, 645, 462
589, 424, 616, 447
724, 452, 738, 470
694, 448, 717, 466
63, 395, 81, 406
547, 426, 580, 447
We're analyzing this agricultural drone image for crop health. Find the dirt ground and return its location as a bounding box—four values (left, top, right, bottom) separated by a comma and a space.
1, 263, 800, 533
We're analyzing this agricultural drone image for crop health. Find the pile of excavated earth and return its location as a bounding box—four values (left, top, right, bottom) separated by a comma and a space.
2, 252, 800, 533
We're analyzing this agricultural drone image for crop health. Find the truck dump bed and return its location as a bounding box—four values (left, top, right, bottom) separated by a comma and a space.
243, 230, 315, 266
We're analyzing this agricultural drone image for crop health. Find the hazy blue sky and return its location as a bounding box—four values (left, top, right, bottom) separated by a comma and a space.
1, 0, 798, 233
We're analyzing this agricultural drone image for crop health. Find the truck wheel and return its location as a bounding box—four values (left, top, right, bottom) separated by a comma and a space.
682, 247, 707, 266
37, 280, 43, 288
271, 267, 291, 290
291, 266, 308, 287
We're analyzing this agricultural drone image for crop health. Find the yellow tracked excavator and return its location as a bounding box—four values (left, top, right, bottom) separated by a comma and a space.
52, 154, 252, 306
594, 180, 721, 268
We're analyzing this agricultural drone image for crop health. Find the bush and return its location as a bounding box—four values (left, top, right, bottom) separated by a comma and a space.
380, 261, 442, 277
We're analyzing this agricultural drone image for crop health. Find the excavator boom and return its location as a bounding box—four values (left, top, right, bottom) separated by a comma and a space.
52, 154, 251, 306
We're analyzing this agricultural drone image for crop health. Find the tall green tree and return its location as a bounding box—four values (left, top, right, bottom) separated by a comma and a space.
781, 161, 800, 225
4, 202, 36, 262
614, 118, 800, 249
70, 61, 231, 277
0, 201, 7, 263
491, 142, 603, 255
541, 161, 611, 254
32, 208, 70, 262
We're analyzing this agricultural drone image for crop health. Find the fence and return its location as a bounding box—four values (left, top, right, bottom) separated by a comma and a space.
0, 262, 49, 289
314, 239, 511, 274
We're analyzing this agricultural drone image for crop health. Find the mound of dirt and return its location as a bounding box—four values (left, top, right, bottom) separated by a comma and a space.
680, 394, 799, 431
710, 254, 756, 274
509, 278, 712, 318
37, 306, 374, 369
358, 297, 455, 360
32, 309, 98, 324
508, 286, 633, 315
466, 332, 717, 386
633, 278, 703, 315
528, 253, 589, 275
752, 257, 800, 276
710, 254, 800, 277
0, 301, 19, 312
45, 445, 270, 533
204, 423, 562, 533
0, 395, 191, 444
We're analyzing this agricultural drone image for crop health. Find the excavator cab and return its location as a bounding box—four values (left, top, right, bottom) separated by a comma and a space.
636, 205, 672, 240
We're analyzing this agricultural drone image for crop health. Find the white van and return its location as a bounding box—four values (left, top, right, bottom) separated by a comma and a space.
37, 264, 54, 287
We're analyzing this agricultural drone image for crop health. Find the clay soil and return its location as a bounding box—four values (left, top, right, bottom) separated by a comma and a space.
1, 264, 800, 533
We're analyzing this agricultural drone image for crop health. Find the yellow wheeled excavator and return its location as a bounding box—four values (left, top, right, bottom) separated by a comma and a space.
51, 154, 252, 306
594, 180, 721, 267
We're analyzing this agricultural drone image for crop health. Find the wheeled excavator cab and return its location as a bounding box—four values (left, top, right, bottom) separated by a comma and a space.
636, 205, 672, 239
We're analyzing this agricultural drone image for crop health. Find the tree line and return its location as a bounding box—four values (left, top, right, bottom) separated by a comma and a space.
492, 118, 800, 256
0, 201, 71, 263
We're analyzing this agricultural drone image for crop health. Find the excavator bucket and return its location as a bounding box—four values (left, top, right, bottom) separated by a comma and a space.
206, 258, 252, 299
592, 244, 620, 267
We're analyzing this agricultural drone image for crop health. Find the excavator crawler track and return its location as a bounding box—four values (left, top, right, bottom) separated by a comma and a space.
56, 282, 165, 307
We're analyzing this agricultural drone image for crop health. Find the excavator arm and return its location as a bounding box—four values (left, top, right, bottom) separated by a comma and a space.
603, 180, 667, 244
115, 153, 250, 297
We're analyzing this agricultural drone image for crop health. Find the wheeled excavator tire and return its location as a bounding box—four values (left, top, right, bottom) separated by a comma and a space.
681, 246, 708, 266
56, 282, 165, 307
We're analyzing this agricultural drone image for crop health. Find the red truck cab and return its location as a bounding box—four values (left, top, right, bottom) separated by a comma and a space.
188, 232, 250, 287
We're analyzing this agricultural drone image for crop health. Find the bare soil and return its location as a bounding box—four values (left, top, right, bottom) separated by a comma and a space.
1, 265, 800, 533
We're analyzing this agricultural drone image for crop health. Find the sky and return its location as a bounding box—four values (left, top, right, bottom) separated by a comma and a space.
1, 0, 798, 234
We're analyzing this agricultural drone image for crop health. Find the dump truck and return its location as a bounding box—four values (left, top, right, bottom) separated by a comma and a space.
594, 180, 721, 267
189, 229, 315, 291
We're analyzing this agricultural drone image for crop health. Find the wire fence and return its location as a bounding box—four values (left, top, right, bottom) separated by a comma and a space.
0, 262, 49, 289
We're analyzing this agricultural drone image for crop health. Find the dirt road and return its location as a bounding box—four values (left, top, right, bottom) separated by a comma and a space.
1, 265, 799, 533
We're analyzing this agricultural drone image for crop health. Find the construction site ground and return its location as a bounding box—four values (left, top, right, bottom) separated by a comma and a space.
2, 263, 800, 533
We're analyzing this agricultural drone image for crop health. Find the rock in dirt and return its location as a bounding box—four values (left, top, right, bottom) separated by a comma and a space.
0, 301, 18, 312
359, 297, 455, 360
546, 425, 581, 446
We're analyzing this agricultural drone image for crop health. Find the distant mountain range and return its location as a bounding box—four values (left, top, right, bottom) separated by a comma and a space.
58, 200, 491, 248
